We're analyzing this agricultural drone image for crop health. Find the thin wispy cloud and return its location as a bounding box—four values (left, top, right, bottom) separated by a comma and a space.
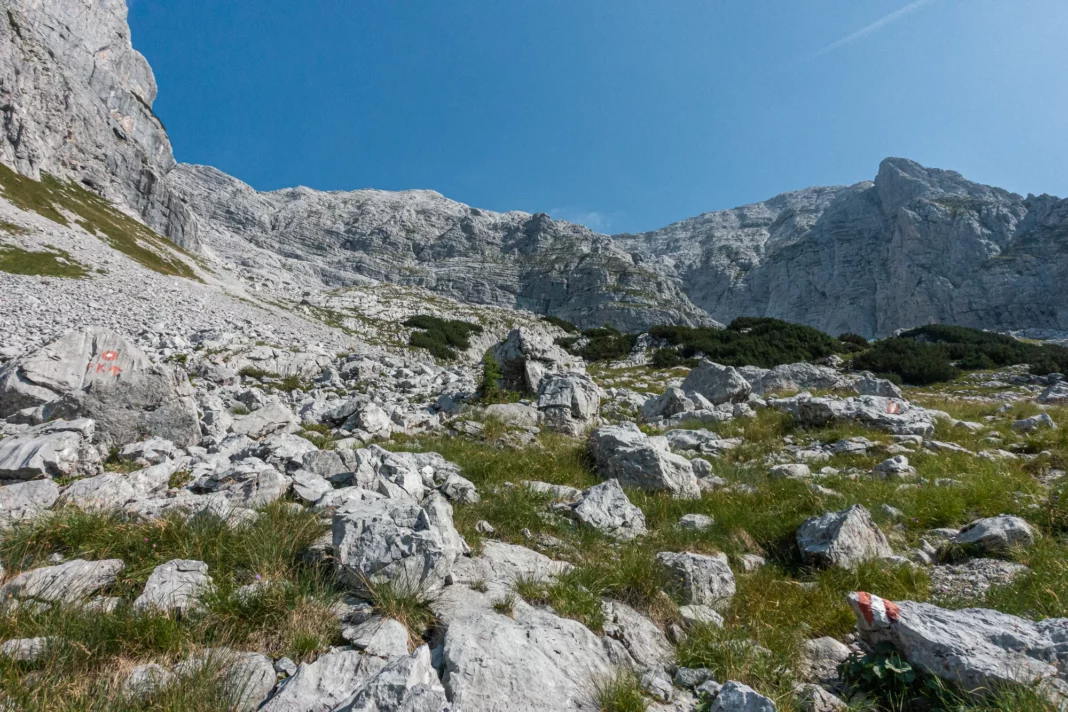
807, 0, 936, 59
550, 208, 615, 233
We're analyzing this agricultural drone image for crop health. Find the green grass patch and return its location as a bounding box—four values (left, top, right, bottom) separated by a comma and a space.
0, 503, 342, 708
0, 244, 89, 278
592, 669, 649, 712
0, 163, 200, 280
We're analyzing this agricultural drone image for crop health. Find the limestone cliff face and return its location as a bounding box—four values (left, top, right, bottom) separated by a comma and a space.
3, 1, 1064, 338
617, 158, 1068, 338
0, 0, 197, 248
169, 164, 715, 331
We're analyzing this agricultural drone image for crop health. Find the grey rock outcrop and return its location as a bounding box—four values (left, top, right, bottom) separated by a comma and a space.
450, 540, 571, 597
58, 461, 176, 511
601, 598, 675, 669
260, 648, 391, 712
615, 158, 1068, 338
1038, 381, 1068, 405
433, 585, 615, 712
0, 637, 54, 662
0, 0, 198, 247
1012, 413, 1056, 433
656, 551, 736, 609
849, 591, 1068, 705
333, 645, 450, 712
780, 394, 937, 436
854, 375, 904, 399
796, 505, 892, 569
536, 371, 603, 435
492, 327, 585, 392
587, 423, 700, 499
0, 328, 151, 415
640, 387, 695, 422
0, 479, 60, 524
134, 559, 213, 615
954, 515, 1036, 555
0, 558, 124, 605
0, 419, 101, 480
332, 498, 457, 593
709, 681, 778, 712
570, 479, 647, 541
172, 165, 712, 331
2, 328, 199, 447
749, 363, 845, 396
681, 361, 752, 405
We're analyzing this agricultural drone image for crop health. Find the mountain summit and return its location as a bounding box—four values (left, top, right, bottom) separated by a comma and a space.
1, 0, 1066, 337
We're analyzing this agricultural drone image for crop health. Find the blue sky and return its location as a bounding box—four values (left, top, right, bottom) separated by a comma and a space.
129, 0, 1068, 234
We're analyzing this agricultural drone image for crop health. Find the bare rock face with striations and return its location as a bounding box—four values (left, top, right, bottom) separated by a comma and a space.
167, 164, 714, 332
0, 0, 198, 247
615, 158, 1068, 338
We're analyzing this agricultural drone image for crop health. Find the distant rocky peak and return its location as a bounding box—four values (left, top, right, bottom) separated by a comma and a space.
875, 156, 1022, 215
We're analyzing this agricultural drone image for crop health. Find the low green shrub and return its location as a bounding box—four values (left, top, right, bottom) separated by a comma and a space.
557, 325, 637, 362
648, 317, 844, 368
540, 314, 580, 333
478, 352, 520, 404
839, 641, 945, 710
838, 332, 869, 347
855, 325, 1068, 385
404, 315, 483, 360
851, 338, 960, 385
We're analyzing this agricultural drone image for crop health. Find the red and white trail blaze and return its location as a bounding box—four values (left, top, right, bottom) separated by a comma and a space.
853, 591, 900, 628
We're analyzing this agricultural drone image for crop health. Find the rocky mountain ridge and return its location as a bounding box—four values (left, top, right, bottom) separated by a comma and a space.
618, 159, 1068, 337
1, 0, 1066, 341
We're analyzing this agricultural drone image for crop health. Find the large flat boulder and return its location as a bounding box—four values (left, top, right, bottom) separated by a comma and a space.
796, 505, 892, 569
849, 591, 1068, 705
751, 363, 848, 396
954, 515, 1036, 556
0, 479, 60, 525
450, 540, 572, 598
58, 461, 176, 511
587, 423, 700, 499
2, 329, 199, 447
0, 328, 150, 416
681, 360, 752, 405
775, 394, 938, 437
230, 399, 299, 439
434, 585, 614, 712
0, 559, 124, 605
0, 419, 101, 480
333, 498, 456, 593
260, 648, 390, 712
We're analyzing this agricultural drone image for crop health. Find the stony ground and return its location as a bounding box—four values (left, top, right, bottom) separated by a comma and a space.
0, 303, 1066, 712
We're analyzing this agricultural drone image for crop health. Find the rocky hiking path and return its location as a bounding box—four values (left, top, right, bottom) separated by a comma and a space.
0, 321, 1066, 711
